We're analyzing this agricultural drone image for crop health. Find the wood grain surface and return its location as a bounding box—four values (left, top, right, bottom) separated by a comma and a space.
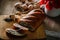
0, 15, 46, 40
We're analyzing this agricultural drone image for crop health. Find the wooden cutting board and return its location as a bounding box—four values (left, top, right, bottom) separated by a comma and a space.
0, 15, 46, 40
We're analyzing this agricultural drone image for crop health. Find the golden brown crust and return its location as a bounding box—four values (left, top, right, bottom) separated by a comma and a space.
19, 9, 46, 31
